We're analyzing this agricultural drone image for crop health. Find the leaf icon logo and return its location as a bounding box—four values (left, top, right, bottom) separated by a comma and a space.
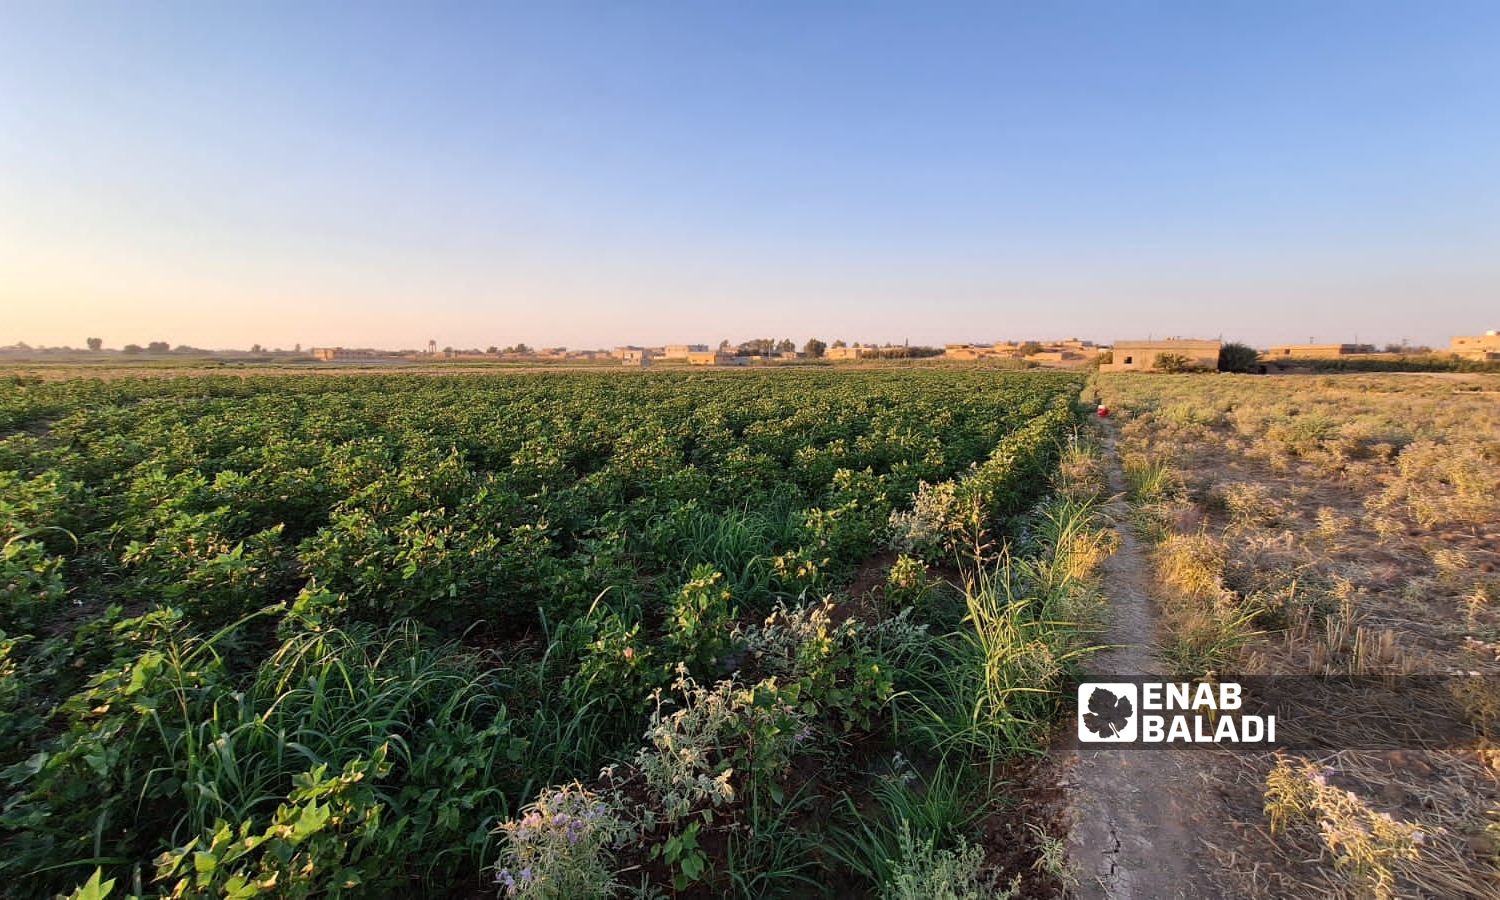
1082, 686, 1134, 738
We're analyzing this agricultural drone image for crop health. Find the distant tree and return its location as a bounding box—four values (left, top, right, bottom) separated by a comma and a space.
1153, 353, 1195, 373
86, 337, 103, 352
1017, 341, 1043, 356
1217, 341, 1260, 373
737, 338, 775, 356
172, 344, 200, 354
294, 343, 301, 353
443, 346, 455, 358
504, 343, 532, 354
803, 338, 827, 358
486, 346, 499, 355
122, 344, 143, 355
147, 341, 170, 353
831, 339, 847, 348
249, 343, 264, 353
775, 338, 796, 353
718, 339, 732, 351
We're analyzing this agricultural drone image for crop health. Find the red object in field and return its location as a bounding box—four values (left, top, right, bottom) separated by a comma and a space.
1096, 405, 1110, 418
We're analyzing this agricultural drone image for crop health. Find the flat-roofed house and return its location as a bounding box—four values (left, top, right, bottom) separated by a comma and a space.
1103, 339, 1222, 372
1266, 344, 1371, 358
1451, 331, 1500, 361
662, 344, 709, 360
309, 347, 394, 362
686, 351, 748, 366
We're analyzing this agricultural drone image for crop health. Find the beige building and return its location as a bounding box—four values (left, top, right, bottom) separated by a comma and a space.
616, 348, 651, 365
686, 351, 748, 366
309, 347, 392, 361
826, 345, 871, 360
1029, 349, 1086, 363
661, 344, 709, 360
1266, 343, 1370, 359
1103, 339, 1222, 372
1451, 331, 1500, 361
944, 343, 1010, 360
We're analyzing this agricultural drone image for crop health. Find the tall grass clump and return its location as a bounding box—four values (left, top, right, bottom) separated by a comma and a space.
1153, 531, 1259, 677
892, 488, 1106, 761
1123, 454, 1177, 504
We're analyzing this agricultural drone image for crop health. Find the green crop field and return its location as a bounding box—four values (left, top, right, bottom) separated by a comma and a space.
0, 368, 1105, 898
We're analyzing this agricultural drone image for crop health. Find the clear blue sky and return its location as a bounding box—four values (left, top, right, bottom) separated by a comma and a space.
3, 1, 1497, 350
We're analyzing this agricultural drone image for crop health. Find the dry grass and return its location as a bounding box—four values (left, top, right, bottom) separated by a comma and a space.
1101, 372, 1500, 897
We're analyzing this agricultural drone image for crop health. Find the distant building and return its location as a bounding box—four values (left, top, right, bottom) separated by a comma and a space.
1451, 331, 1500, 361
662, 344, 709, 360
309, 347, 394, 361
687, 351, 748, 366
825, 345, 871, 360
1103, 339, 1222, 372
944, 343, 1008, 360
617, 348, 651, 365
1029, 349, 1087, 363
1265, 343, 1372, 359
944, 339, 1101, 363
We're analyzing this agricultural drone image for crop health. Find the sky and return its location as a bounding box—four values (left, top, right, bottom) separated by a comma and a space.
2, 1, 1498, 351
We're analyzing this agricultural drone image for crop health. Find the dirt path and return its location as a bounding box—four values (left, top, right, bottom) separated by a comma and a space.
1060, 428, 1220, 899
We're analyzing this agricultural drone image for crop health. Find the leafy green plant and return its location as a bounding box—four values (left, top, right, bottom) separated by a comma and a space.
155, 748, 396, 898
666, 566, 738, 674
652, 819, 709, 891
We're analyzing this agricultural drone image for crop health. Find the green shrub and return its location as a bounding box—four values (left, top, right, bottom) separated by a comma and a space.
1218, 341, 1261, 373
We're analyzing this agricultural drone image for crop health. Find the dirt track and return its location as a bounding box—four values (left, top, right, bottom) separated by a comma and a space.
1062, 428, 1220, 899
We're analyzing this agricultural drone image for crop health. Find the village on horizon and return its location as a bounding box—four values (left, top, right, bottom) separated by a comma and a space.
3, 330, 1498, 370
